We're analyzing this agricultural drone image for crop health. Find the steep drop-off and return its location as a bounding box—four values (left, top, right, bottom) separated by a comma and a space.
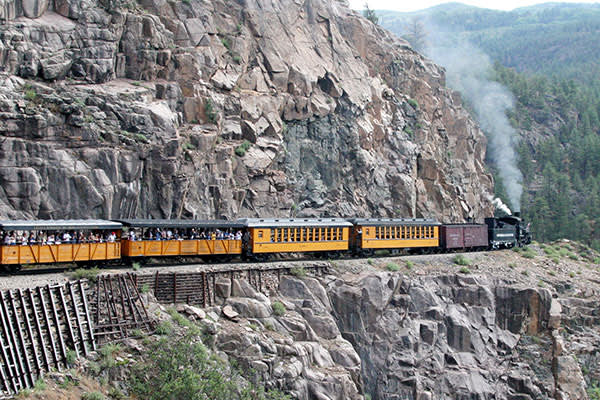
0, 0, 492, 220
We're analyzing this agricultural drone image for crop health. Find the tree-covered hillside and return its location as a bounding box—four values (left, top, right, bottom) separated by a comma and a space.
379, 3, 600, 81
379, 3, 600, 248
491, 64, 600, 248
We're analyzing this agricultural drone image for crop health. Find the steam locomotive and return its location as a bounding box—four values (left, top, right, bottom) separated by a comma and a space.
0, 215, 531, 272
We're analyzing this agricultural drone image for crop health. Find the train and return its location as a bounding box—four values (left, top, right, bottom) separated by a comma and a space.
0, 215, 531, 272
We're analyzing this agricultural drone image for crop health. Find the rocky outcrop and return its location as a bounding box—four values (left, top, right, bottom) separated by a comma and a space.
0, 0, 493, 220
177, 266, 593, 400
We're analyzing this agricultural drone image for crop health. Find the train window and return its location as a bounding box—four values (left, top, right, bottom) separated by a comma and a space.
258, 230, 264, 239
326, 228, 330, 241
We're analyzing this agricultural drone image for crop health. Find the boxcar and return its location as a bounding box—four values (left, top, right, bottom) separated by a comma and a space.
240, 218, 352, 255
0, 220, 122, 271
440, 224, 488, 251
115, 219, 244, 259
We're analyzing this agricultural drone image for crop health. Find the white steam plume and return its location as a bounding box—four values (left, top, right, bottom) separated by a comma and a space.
492, 197, 512, 216
425, 32, 524, 211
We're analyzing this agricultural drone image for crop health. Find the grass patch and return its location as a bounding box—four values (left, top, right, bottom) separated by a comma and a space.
132, 262, 141, 271
140, 283, 150, 294
405, 260, 414, 270
386, 262, 400, 272
367, 258, 375, 266
33, 378, 46, 392
70, 267, 100, 282
521, 247, 537, 259
569, 271, 576, 278
374, 249, 390, 256
459, 266, 471, 274
407, 98, 419, 109
272, 301, 286, 317
234, 140, 251, 156
82, 392, 105, 400
508, 262, 517, 269
521, 270, 529, 277
24, 89, 37, 101
290, 266, 306, 278
453, 254, 471, 266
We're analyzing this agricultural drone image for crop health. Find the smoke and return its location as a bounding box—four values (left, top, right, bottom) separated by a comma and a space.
491, 197, 512, 216
424, 29, 524, 211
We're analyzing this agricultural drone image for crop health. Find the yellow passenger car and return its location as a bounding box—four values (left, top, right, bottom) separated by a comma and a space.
116, 219, 244, 260
350, 218, 441, 255
0, 220, 123, 271
240, 218, 352, 255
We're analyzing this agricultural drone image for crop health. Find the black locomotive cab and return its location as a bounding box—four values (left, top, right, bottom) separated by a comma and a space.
485, 214, 532, 249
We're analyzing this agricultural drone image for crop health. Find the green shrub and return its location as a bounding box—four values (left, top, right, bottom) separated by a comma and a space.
367, 258, 375, 266
405, 261, 414, 270
459, 266, 471, 274
508, 262, 517, 269
403, 126, 414, 136
108, 387, 125, 400
407, 98, 419, 109
272, 301, 286, 317
100, 343, 122, 369
24, 89, 37, 101
129, 334, 289, 400
453, 254, 471, 266
374, 249, 390, 256
155, 320, 173, 336
386, 262, 400, 272
132, 262, 141, 271
204, 99, 217, 123
548, 270, 556, 276
140, 283, 150, 294
569, 271, 576, 278
569, 253, 579, 261
70, 267, 100, 282
290, 266, 306, 277
65, 348, 77, 366
235, 140, 251, 157
232, 54, 242, 64
182, 142, 196, 151
82, 391, 105, 400
589, 385, 600, 400
135, 133, 149, 143
220, 37, 231, 50
521, 270, 529, 276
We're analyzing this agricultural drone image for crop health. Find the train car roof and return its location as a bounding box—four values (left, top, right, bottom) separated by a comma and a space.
114, 219, 245, 229
0, 220, 123, 231
348, 218, 441, 226
239, 218, 353, 228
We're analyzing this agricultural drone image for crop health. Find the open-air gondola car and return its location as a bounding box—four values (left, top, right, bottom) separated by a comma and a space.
0, 220, 122, 271
115, 219, 245, 260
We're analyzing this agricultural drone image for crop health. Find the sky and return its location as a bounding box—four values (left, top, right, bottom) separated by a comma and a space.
348, 0, 600, 12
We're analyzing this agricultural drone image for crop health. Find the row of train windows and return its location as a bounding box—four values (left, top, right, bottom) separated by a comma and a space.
371, 225, 437, 240
260, 228, 344, 242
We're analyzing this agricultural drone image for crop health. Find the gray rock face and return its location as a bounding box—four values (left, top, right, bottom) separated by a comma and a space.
201, 271, 593, 400
0, 0, 493, 220
327, 273, 588, 400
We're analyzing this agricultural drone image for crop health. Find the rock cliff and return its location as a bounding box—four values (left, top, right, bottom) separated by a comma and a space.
0, 0, 493, 220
